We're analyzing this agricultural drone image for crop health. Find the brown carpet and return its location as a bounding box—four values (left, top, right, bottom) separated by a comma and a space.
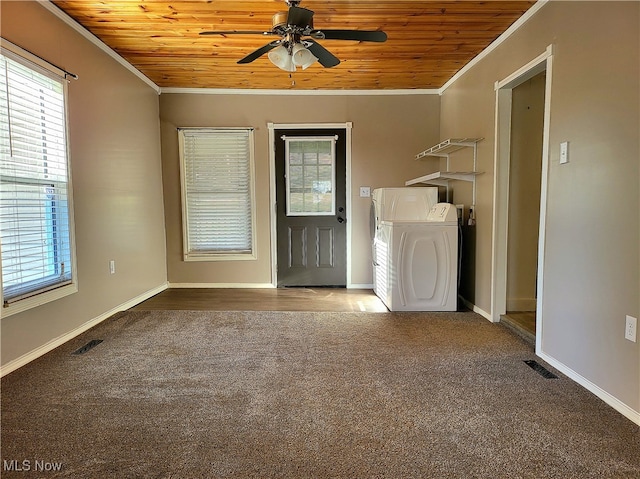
1, 310, 638, 478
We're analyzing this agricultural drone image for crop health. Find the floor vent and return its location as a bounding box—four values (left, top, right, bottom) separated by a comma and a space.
524, 360, 558, 379
72, 339, 103, 355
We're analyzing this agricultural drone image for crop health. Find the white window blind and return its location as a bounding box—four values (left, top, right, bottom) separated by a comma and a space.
179, 128, 256, 260
0, 51, 74, 306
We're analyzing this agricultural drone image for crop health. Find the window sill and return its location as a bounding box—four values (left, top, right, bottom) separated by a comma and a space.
2, 283, 78, 318
183, 253, 257, 262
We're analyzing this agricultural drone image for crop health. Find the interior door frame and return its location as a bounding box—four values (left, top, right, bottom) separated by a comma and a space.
491, 45, 553, 355
268, 122, 353, 288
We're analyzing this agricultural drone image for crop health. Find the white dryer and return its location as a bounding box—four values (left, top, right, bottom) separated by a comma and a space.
374, 203, 458, 311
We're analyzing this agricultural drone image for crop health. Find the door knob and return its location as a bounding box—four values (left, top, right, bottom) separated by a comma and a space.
337, 216, 345, 223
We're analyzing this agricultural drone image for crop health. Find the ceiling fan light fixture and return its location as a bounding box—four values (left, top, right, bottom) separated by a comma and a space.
200, 0, 387, 71
268, 45, 296, 71
291, 43, 318, 70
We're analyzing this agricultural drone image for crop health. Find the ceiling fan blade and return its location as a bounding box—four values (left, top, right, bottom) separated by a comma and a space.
238, 42, 280, 64
311, 30, 387, 42
287, 6, 314, 28
305, 40, 340, 68
200, 30, 277, 36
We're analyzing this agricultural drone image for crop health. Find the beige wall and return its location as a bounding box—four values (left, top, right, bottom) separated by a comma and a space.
1, 2, 167, 366
2, 0, 637, 425
160, 94, 441, 286
441, 1, 639, 413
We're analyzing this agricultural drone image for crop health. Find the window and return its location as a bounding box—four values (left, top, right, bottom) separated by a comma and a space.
284, 137, 336, 216
0, 46, 76, 314
178, 128, 256, 261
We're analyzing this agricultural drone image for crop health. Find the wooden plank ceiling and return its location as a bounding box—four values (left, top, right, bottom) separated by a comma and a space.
51, 0, 537, 90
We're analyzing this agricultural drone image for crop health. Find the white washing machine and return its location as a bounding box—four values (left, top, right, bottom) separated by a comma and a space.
371, 187, 438, 224
371, 187, 438, 302
374, 203, 458, 311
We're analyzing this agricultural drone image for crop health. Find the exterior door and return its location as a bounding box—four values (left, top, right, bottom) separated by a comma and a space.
275, 128, 347, 287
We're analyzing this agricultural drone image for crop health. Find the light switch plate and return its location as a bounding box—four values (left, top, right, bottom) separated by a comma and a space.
359, 186, 371, 198
560, 141, 569, 164
625, 315, 637, 342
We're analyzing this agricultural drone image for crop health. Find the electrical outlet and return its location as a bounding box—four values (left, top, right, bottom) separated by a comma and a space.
468, 205, 476, 226
625, 315, 637, 342
109, 260, 116, 275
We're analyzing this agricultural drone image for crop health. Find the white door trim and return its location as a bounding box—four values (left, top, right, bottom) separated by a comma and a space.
268, 122, 353, 288
491, 45, 553, 357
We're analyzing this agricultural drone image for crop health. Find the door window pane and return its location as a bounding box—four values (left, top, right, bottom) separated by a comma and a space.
285, 137, 335, 216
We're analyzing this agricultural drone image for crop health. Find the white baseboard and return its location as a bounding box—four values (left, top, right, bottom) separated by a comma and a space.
459, 296, 493, 322
460, 296, 638, 425
168, 282, 275, 288
170, 283, 375, 290
537, 351, 640, 426
0, 283, 169, 378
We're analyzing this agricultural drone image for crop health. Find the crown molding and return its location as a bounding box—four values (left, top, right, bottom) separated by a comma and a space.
38, 1, 160, 94
439, 0, 549, 94
37, 0, 548, 97
160, 87, 440, 96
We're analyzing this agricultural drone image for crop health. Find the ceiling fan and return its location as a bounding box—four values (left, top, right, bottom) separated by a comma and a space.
199, 0, 387, 71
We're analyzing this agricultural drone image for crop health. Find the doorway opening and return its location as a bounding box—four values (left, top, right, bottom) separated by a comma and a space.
492, 46, 553, 353
502, 70, 546, 343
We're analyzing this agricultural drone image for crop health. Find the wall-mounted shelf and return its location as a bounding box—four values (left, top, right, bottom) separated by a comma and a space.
415, 138, 483, 160
406, 138, 483, 204
405, 171, 482, 187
